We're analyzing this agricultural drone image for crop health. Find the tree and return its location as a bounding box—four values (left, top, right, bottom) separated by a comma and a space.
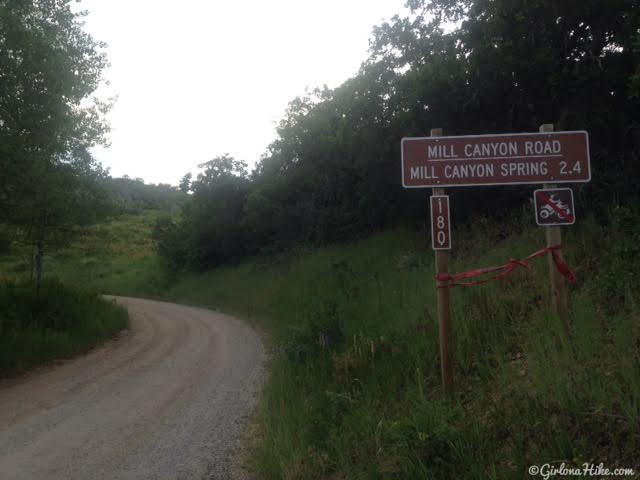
369, 0, 640, 211
154, 0, 640, 271
20, 160, 113, 290
0, 0, 112, 292
179, 173, 192, 193
155, 155, 251, 270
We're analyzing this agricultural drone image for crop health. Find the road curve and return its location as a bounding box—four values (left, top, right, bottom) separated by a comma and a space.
0, 297, 265, 480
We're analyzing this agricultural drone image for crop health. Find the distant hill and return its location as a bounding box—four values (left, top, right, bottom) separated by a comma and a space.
103, 176, 188, 215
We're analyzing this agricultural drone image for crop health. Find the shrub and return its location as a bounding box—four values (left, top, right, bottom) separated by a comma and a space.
0, 280, 128, 375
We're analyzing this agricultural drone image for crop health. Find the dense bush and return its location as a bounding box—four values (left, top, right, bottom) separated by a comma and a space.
0, 280, 128, 375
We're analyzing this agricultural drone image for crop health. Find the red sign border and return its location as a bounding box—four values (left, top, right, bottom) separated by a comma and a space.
401, 131, 591, 189
533, 188, 576, 227
430, 195, 452, 250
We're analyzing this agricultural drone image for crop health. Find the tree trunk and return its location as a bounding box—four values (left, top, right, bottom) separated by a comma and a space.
30, 243, 35, 283
35, 216, 46, 296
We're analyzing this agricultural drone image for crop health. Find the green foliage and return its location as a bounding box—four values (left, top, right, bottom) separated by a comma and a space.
152, 216, 186, 271
153, 155, 252, 269
0, 0, 113, 291
0, 0, 111, 208
0, 0, 110, 166
158, 0, 640, 271
179, 173, 192, 194
0, 279, 128, 375
592, 204, 640, 307
0, 224, 13, 254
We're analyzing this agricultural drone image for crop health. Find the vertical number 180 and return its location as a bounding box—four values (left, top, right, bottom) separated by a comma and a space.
431, 196, 451, 250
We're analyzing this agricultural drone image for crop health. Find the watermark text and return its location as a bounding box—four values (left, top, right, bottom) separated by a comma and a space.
529, 462, 635, 479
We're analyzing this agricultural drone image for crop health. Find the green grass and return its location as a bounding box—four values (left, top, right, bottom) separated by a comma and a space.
152, 209, 639, 479
0, 214, 145, 375
49, 211, 171, 295
2, 207, 638, 478
0, 211, 168, 295
0, 279, 128, 376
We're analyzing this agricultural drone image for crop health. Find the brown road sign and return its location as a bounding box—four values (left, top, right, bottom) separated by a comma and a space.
430, 195, 451, 250
534, 188, 575, 226
402, 131, 590, 188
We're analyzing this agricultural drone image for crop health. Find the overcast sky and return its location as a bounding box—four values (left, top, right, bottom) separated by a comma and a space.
77, 0, 409, 185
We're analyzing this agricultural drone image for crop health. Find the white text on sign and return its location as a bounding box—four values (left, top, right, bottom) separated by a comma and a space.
430, 195, 451, 250
402, 131, 590, 188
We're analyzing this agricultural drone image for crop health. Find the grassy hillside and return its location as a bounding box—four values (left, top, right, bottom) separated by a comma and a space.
159, 210, 639, 478
46, 211, 170, 295
0, 211, 168, 295
3, 207, 637, 478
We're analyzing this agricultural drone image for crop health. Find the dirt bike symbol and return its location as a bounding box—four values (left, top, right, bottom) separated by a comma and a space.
540, 195, 571, 219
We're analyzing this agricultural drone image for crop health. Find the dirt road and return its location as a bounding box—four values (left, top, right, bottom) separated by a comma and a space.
0, 297, 265, 479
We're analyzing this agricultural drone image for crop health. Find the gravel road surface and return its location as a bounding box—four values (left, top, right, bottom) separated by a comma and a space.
0, 297, 265, 480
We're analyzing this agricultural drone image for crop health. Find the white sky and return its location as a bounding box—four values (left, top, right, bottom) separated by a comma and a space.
78, 0, 409, 185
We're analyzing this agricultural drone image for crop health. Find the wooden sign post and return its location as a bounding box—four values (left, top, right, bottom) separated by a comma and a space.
539, 124, 569, 324
430, 128, 454, 397
401, 125, 590, 397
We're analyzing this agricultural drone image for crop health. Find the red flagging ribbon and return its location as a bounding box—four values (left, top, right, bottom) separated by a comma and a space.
436, 244, 576, 288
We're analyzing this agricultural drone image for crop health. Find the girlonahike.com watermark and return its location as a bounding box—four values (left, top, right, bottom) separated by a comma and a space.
528, 462, 635, 479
